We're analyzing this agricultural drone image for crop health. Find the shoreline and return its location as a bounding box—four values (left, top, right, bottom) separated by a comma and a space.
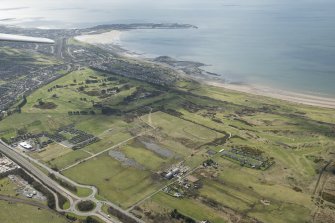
74, 30, 122, 45
75, 31, 335, 109
206, 81, 335, 109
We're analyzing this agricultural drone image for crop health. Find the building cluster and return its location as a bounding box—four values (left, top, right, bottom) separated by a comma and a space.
91, 57, 177, 86
163, 174, 201, 198
0, 155, 20, 178
221, 148, 274, 170
0, 63, 70, 112
162, 163, 190, 180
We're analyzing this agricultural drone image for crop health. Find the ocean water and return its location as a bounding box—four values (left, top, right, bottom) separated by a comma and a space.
1, 0, 335, 96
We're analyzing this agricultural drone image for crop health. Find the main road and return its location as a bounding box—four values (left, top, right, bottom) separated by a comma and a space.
0, 140, 143, 223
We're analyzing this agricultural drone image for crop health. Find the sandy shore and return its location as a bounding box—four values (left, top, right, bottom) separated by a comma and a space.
75, 31, 335, 109
74, 30, 122, 45
206, 81, 335, 109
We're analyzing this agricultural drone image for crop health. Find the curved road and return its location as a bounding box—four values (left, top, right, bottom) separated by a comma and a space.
0, 140, 143, 223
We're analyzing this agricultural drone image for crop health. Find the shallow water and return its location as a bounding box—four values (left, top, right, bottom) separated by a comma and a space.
1, 0, 335, 96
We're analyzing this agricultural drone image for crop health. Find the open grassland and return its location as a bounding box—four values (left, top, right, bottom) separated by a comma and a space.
140, 192, 233, 223
47, 150, 91, 170
31, 143, 72, 162
23, 68, 106, 114
147, 111, 221, 143
62, 153, 164, 208
1, 66, 334, 222
0, 47, 59, 66
0, 200, 68, 223
122, 142, 170, 171
0, 177, 19, 197
83, 130, 132, 154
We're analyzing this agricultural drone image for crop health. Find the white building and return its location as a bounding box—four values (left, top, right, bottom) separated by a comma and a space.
19, 142, 33, 150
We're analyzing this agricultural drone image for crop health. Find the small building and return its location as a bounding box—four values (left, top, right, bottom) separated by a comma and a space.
19, 142, 33, 150
164, 168, 180, 180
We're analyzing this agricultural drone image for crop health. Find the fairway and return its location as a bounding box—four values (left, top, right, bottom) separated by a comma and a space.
147, 111, 221, 143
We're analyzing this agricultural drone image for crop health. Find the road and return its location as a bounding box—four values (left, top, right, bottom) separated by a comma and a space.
60, 127, 156, 172
127, 131, 232, 212
0, 140, 144, 223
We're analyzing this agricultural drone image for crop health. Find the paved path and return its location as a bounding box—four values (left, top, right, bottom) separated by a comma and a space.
60, 128, 156, 172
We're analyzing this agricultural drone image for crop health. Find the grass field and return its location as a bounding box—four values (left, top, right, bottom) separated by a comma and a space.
1, 64, 334, 222
31, 143, 72, 162
142, 192, 231, 223
0, 177, 19, 197
0, 200, 68, 223
62, 153, 163, 208
47, 150, 91, 170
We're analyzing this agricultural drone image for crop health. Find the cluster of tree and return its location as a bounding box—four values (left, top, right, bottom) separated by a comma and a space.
17, 169, 56, 209
161, 107, 183, 117
101, 87, 120, 95
65, 215, 101, 223
48, 84, 66, 92
124, 88, 161, 105
108, 206, 139, 223
49, 173, 77, 193
34, 99, 57, 109
170, 209, 196, 223
0, 137, 9, 144
78, 86, 88, 91
85, 79, 99, 84
77, 200, 95, 212
68, 110, 96, 115
101, 107, 121, 116
57, 191, 68, 209
16, 95, 27, 113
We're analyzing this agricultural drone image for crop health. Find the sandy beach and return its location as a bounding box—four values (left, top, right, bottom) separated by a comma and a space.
206, 81, 335, 109
75, 31, 335, 109
74, 30, 122, 45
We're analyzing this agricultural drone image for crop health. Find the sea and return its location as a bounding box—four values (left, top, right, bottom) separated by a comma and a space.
1, 0, 335, 97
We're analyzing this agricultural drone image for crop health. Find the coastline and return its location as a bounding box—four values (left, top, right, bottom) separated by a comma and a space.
75, 31, 335, 110
74, 30, 122, 45
206, 81, 335, 109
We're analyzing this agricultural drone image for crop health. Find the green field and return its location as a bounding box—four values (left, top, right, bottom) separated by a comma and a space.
1, 65, 334, 222
31, 143, 72, 162
0, 177, 19, 197
0, 200, 68, 223
62, 153, 163, 208
47, 149, 91, 170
